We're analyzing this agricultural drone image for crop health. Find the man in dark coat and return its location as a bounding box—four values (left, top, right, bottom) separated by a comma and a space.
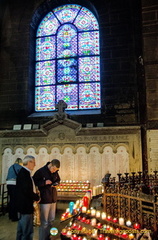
33, 159, 60, 240
16, 155, 40, 240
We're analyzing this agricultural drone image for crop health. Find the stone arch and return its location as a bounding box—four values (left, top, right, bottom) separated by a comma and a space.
61, 145, 75, 154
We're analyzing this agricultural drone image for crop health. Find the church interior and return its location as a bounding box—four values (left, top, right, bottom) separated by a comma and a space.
0, 0, 158, 239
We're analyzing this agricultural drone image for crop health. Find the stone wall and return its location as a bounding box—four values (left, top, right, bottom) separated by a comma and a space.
0, 118, 142, 187
142, 0, 158, 124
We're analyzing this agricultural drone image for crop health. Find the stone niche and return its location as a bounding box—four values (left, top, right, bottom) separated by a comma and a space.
0, 116, 142, 187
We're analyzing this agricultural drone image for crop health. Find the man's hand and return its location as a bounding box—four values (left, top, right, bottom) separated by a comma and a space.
45, 180, 52, 185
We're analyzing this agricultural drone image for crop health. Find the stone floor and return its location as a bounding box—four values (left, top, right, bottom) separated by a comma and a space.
0, 198, 102, 240
0, 201, 69, 240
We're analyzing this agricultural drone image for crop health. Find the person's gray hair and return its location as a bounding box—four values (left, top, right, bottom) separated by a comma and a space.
23, 155, 35, 166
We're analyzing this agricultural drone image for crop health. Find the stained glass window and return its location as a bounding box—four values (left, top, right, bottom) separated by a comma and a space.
35, 4, 100, 112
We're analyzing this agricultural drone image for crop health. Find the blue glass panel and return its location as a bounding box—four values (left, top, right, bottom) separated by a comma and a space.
78, 31, 99, 56
79, 57, 100, 82
79, 82, 100, 109
35, 60, 56, 86
35, 86, 55, 111
36, 36, 56, 61
37, 12, 60, 37
35, 4, 100, 112
74, 7, 99, 31
57, 24, 77, 58
57, 84, 78, 110
57, 58, 77, 83
54, 4, 80, 23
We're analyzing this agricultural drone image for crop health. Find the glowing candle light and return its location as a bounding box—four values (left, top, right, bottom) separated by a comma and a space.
126, 220, 132, 227
122, 232, 128, 238
98, 234, 104, 240
85, 218, 91, 224
81, 206, 87, 213
105, 237, 110, 240
97, 222, 102, 228
91, 208, 96, 216
107, 215, 112, 221
91, 229, 98, 238
96, 210, 101, 218
77, 224, 82, 230
101, 212, 106, 220
91, 218, 97, 226
133, 223, 141, 229
82, 237, 87, 240
61, 228, 67, 235
119, 217, 124, 225
129, 233, 134, 239
66, 230, 72, 237
113, 217, 117, 223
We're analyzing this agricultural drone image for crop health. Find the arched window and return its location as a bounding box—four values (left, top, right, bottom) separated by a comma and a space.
35, 4, 100, 112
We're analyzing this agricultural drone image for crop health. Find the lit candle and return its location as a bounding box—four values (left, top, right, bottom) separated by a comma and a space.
96, 210, 101, 218
98, 234, 104, 240
133, 223, 141, 229
60, 215, 65, 221
78, 237, 82, 240
81, 206, 87, 213
91, 208, 96, 216
102, 224, 107, 229
85, 219, 91, 224
129, 233, 134, 239
86, 209, 91, 214
106, 225, 110, 230
126, 220, 132, 227
72, 234, 78, 240
66, 230, 72, 237
72, 223, 77, 229
113, 217, 117, 223
122, 232, 128, 238
61, 228, 67, 235
105, 237, 110, 240
77, 224, 82, 230
91, 229, 98, 238
119, 217, 124, 225
91, 218, 97, 226
107, 215, 112, 221
97, 222, 102, 228
77, 215, 82, 221
101, 212, 106, 220
81, 217, 86, 222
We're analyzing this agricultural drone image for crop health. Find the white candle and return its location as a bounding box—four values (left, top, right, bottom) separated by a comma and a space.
96, 210, 101, 218
91, 229, 98, 237
126, 220, 132, 227
82, 206, 87, 213
101, 212, 106, 220
119, 217, 124, 225
91, 218, 97, 226
66, 230, 72, 237
91, 208, 96, 216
